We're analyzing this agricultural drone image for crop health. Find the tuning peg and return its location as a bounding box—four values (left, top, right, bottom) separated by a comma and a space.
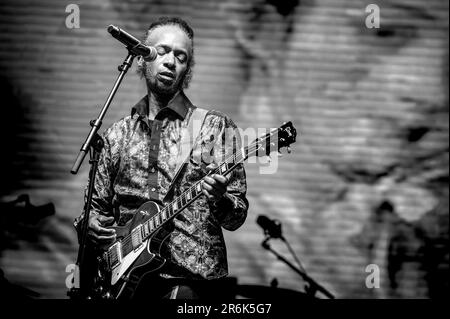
286, 146, 291, 154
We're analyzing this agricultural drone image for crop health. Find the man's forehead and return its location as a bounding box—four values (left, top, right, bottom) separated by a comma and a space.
146, 25, 191, 47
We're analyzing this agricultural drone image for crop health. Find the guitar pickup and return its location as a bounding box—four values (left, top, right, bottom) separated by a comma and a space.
107, 242, 122, 269
131, 225, 143, 250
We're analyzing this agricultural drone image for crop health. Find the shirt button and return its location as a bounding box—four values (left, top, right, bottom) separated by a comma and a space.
151, 187, 156, 192
150, 167, 156, 173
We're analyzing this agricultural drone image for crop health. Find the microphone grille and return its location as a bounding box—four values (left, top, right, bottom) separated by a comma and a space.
107, 25, 119, 34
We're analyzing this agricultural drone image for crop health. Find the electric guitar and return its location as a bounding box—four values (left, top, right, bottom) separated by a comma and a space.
84, 121, 297, 299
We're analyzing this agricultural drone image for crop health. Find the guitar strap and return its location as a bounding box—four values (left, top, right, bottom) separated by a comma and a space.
163, 107, 209, 202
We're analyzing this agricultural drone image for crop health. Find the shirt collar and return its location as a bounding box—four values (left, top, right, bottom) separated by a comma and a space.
131, 91, 192, 121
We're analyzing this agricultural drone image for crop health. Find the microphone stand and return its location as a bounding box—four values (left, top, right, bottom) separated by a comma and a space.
261, 236, 335, 299
68, 51, 137, 299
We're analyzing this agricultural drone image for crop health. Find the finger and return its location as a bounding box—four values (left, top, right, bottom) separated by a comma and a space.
88, 215, 114, 229
88, 232, 116, 243
202, 183, 223, 198
97, 215, 114, 221
88, 232, 116, 242
96, 234, 117, 243
91, 222, 116, 235
203, 178, 226, 195
205, 163, 217, 173
212, 174, 228, 185
98, 215, 115, 226
203, 176, 216, 186
202, 181, 217, 193
97, 226, 116, 235
202, 189, 216, 201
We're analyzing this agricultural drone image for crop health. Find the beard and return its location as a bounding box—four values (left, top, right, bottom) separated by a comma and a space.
142, 63, 186, 97
138, 60, 192, 96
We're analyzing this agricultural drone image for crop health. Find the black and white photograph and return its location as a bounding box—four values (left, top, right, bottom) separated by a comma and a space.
0, 0, 448, 309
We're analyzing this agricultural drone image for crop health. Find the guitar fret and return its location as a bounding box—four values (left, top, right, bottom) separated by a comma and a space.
131, 226, 142, 248
196, 183, 202, 194
173, 200, 178, 211
167, 204, 173, 217
143, 222, 149, 237
149, 218, 155, 231
157, 213, 162, 225
186, 190, 191, 201
153, 216, 159, 228
161, 208, 167, 221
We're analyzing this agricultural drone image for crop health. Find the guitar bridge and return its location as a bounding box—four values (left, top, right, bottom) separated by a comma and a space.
107, 242, 122, 270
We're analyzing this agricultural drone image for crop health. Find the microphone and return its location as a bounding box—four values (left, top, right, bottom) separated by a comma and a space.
107, 25, 157, 60
256, 215, 284, 240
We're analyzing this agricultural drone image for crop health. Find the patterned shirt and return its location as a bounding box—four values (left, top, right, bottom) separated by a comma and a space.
74, 91, 248, 279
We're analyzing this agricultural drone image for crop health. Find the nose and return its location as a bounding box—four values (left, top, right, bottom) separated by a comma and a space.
163, 52, 176, 70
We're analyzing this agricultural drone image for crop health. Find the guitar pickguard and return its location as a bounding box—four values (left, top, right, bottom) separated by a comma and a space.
110, 242, 149, 285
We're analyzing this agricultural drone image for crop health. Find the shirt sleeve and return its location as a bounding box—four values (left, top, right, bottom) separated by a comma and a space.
208, 115, 249, 231
73, 129, 118, 241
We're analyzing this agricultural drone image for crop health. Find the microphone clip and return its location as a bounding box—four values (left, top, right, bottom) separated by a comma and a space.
261, 235, 271, 250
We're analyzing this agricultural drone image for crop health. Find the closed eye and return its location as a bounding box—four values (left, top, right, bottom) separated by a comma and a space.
176, 52, 187, 63
155, 45, 187, 63
156, 46, 168, 55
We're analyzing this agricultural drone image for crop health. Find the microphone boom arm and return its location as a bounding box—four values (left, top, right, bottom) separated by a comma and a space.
261, 237, 335, 299
71, 52, 135, 174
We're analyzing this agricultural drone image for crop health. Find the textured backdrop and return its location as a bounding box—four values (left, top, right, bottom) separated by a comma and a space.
0, 0, 448, 298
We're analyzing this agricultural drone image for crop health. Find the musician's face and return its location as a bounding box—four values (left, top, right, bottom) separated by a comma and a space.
143, 25, 192, 96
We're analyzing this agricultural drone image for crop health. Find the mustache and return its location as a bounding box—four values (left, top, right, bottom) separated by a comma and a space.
137, 61, 193, 90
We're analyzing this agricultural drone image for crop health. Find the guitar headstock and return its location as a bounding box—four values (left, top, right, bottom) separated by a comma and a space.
253, 121, 297, 157
277, 121, 297, 151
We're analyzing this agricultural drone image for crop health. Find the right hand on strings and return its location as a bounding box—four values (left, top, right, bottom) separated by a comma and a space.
87, 214, 116, 249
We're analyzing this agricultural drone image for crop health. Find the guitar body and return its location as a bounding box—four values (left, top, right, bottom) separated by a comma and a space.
93, 201, 171, 300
